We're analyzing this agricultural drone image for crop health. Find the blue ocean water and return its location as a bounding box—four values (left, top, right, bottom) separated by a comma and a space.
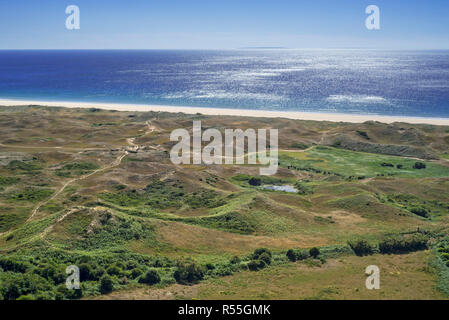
0, 49, 449, 118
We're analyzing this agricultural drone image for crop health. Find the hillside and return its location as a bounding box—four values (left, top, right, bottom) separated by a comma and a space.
1, 105, 449, 300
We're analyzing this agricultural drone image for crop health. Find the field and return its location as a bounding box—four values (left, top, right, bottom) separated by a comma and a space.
0, 105, 449, 300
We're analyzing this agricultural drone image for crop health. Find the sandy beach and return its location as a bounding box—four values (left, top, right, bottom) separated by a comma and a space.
1, 98, 449, 125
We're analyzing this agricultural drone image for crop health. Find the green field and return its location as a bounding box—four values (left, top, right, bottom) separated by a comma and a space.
280, 146, 449, 178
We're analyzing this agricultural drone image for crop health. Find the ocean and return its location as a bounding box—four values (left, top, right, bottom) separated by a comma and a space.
0, 49, 449, 118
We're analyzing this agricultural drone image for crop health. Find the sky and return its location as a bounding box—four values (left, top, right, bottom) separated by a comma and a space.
0, 0, 448, 49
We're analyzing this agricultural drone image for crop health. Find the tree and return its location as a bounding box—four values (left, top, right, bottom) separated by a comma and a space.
99, 275, 113, 294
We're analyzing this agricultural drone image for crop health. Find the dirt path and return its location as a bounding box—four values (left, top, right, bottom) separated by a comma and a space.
25, 150, 128, 223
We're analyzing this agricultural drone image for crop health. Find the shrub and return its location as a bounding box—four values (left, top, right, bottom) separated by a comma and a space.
173, 262, 204, 284
379, 234, 428, 254
258, 252, 272, 265
230, 256, 241, 264
380, 162, 394, 167
410, 207, 429, 218
106, 265, 122, 277
296, 250, 309, 261
286, 249, 297, 262
252, 248, 272, 260
79, 263, 94, 281
348, 240, 374, 256
413, 162, 426, 169
286, 249, 310, 262
0, 258, 29, 273
130, 268, 143, 279
247, 260, 266, 271
309, 247, 320, 259
249, 177, 262, 186
99, 275, 114, 294
139, 270, 161, 285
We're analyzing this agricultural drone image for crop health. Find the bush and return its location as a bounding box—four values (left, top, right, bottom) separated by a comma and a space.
79, 263, 94, 281
249, 177, 262, 186
130, 268, 143, 279
286, 249, 309, 262
106, 265, 123, 277
247, 260, 266, 271
348, 240, 374, 256
252, 248, 272, 260
173, 262, 204, 284
258, 252, 272, 265
410, 207, 429, 218
413, 162, 426, 169
379, 234, 428, 254
230, 256, 241, 264
139, 270, 161, 285
286, 249, 297, 262
309, 247, 320, 259
99, 275, 114, 294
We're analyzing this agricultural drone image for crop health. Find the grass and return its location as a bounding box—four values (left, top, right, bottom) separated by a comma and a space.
195, 251, 444, 300
280, 146, 449, 178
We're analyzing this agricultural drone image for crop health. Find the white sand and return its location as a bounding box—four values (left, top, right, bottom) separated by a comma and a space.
1, 98, 449, 125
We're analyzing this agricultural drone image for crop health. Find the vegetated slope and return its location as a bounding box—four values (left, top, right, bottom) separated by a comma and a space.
0, 105, 448, 300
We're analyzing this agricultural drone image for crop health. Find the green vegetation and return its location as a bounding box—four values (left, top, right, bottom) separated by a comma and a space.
55, 162, 99, 177
348, 240, 374, 256
279, 146, 449, 178
7, 160, 42, 173
378, 234, 428, 254
0, 175, 20, 186
5, 188, 53, 202
1, 106, 449, 300
173, 262, 205, 284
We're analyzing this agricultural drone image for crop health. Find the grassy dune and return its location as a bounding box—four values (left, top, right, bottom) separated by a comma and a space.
0, 105, 449, 300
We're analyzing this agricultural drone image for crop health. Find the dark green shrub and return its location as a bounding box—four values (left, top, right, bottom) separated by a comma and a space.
249, 177, 262, 186
99, 275, 114, 294
0, 258, 29, 273
379, 234, 428, 254
413, 162, 426, 169
348, 240, 374, 256
286, 249, 297, 262
252, 248, 272, 260
247, 259, 266, 271
286, 249, 309, 262
410, 207, 429, 218
79, 263, 94, 281
139, 270, 161, 285
309, 247, 320, 259
130, 268, 143, 279
258, 252, 272, 265
106, 265, 122, 277
230, 256, 241, 264
173, 262, 204, 284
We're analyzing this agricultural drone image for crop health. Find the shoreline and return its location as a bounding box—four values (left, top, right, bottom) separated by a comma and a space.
1, 98, 449, 125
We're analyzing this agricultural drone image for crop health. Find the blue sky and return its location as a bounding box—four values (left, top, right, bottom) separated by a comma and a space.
0, 0, 448, 49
